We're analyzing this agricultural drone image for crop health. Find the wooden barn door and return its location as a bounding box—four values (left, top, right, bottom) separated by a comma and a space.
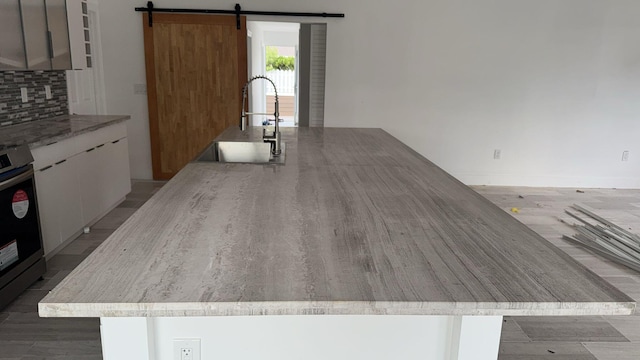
143, 14, 247, 179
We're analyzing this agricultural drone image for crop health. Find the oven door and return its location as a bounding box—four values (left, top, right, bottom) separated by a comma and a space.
0, 165, 43, 288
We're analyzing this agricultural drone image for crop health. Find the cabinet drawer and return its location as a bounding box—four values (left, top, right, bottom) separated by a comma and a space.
75, 122, 127, 152
31, 136, 78, 171
32, 122, 127, 170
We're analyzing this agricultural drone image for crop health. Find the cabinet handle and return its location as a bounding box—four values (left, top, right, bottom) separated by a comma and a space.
112, 139, 120, 144
96, 144, 105, 148
40, 165, 53, 172
86, 147, 95, 152
47, 31, 54, 59
54, 159, 66, 165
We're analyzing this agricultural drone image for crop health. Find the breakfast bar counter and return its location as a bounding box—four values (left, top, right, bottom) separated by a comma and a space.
39, 127, 635, 360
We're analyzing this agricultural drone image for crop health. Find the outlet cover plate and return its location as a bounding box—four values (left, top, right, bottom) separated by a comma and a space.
622, 151, 630, 162
173, 339, 201, 360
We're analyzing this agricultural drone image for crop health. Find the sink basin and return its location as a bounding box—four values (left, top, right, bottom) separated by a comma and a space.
195, 141, 286, 164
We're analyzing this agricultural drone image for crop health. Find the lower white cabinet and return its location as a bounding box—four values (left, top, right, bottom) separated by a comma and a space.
35, 155, 84, 254
56, 156, 85, 244
106, 138, 131, 209
32, 122, 131, 257
35, 162, 63, 255
74, 145, 104, 225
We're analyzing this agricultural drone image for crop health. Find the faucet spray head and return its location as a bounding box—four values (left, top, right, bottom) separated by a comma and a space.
240, 83, 249, 131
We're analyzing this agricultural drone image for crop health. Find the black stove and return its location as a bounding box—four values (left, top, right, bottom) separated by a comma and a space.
0, 145, 46, 310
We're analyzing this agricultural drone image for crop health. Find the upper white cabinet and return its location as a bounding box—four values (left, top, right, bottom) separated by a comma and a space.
0, 0, 87, 70
66, 0, 91, 69
46, 0, 73, 69
21, 0, 53, 70
0, 1, 27, 69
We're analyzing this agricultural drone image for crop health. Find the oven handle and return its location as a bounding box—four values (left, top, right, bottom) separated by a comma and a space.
0, 166, 34, 192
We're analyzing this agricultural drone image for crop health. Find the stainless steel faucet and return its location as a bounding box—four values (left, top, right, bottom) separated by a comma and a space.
240, 75, 282, 156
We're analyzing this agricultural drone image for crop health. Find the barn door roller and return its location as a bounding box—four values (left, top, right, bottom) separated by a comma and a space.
135, 1, 345, 28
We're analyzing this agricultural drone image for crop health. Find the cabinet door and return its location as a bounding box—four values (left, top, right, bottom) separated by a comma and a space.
54, 157, 84, 243
34, 159, 84, 256
103, 138, 131, 206
75, 145, 105, 224
65, 0, 86, 69
76, 137, 131, 225
45, 0, 72, 69
67, 68, 98, 114
0, 0, 27, 70
34, 164, 61, 255
21, 0, 51, 70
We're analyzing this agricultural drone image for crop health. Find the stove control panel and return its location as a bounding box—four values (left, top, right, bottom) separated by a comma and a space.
0, 154, 10, 170
0, 146, 34, 176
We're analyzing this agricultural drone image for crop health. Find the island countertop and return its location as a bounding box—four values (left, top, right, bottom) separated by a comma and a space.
39, 127, 635, 317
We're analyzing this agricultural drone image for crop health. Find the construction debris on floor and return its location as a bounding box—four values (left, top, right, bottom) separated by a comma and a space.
562, 204, 640, 273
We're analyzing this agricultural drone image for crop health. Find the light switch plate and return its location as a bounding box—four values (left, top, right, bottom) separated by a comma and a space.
21, 88, 28, 103
44, 85, 52, 99
134, 83, 147, 95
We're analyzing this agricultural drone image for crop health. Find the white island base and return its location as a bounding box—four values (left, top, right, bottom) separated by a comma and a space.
100, 315, 503, 360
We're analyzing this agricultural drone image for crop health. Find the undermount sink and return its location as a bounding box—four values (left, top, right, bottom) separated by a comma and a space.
195, 141, 286, 164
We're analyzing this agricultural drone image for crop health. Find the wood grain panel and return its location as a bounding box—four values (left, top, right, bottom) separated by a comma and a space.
143, 14, 247, 180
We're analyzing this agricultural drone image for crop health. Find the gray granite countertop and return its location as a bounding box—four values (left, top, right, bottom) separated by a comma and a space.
39, 127, 635, 318
0, 115, 130, 151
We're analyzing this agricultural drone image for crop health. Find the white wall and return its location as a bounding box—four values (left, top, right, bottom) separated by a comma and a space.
99, 0, 640, 188
264, 31, 299, 47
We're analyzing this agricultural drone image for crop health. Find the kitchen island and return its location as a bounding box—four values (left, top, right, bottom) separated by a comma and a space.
39, 127, 635, 360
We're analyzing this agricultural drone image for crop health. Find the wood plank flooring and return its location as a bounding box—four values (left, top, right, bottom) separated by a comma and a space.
473, 186, 640, 360
0, 182, 638, 358
0, 181, 164, 359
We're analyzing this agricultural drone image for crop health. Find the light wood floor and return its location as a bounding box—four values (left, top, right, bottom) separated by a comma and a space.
0, 182, 638, 359
474, 186, 640, 360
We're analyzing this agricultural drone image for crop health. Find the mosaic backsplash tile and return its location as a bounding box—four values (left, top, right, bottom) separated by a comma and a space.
0, 71, 68, 127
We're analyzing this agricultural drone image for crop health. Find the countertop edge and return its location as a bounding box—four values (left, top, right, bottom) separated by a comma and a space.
38, 301, 636, 318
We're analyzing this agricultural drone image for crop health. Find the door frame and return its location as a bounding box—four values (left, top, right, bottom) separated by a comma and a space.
87, 0, 106, 114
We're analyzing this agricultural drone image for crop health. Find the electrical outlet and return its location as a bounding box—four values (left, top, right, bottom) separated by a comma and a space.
174, 339, 200, 360
20, 87, 28, 103
44, 85, 52, 99
622, 151, 630, 162
493, 149, 501, 160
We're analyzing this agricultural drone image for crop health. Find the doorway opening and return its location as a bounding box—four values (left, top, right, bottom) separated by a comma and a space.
247, 21, 300, 127
266, 45, 297, 127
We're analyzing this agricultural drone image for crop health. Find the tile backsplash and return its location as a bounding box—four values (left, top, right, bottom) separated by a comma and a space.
0, 71, 68, 127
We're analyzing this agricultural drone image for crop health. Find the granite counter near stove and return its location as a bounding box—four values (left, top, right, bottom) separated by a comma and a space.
0, 115, 130, 151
